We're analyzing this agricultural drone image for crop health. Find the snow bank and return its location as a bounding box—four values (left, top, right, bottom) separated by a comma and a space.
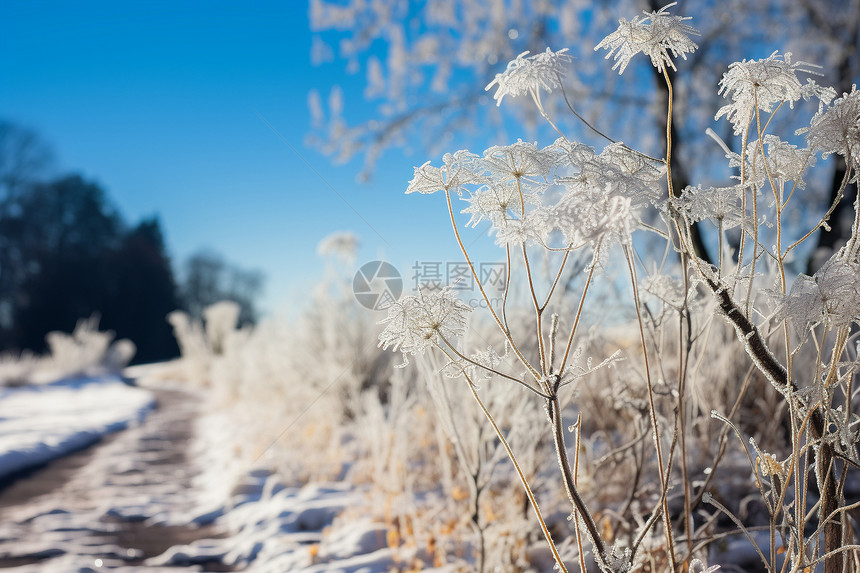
0, 376, 155, 480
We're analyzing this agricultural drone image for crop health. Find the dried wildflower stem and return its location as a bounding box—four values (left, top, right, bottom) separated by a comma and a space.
438, 336, 549, 398
502, 245, 512, 329
734, 117, 753, 287
448, 357, 570, 573
662, 69, 676, 198
558, 245, 600, 374
705, 496, 772, 572
624, 244, 676, 568
514, 176, 549, 376
572, 414, 589, 573
547, 392, 608, 570
542, 248, 571, 312
443, 189, 540, 381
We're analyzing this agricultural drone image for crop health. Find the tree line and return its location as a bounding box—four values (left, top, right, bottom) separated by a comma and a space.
0, 120, 263, 364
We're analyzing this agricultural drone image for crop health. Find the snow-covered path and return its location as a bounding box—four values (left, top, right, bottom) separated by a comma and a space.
0, 387, 230, 572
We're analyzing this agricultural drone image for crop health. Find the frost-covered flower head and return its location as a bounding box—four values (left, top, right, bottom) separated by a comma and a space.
597, 143, 664, 204
407, 150, 483, 195
480, 140, 560, 182
802, 85, 860, 163
462, 180, 533, 228
485, 48, 572, 111
492, 207, 552, 247
727, 135, 816, 189
716, 51, 824, 135
553, 183, 636, 249
595, 2, 699, 75
678, 185, 743, 230
776, 256, 860, 338
378, 287, 471, 365
549, 141, 660, 249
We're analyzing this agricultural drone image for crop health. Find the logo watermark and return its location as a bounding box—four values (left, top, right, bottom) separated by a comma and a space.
353, 259, 508, 311
353, 261, 403, 310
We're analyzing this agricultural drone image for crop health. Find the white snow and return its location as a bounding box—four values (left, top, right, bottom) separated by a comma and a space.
0, 376, 155, 480
0, 375, 465, 571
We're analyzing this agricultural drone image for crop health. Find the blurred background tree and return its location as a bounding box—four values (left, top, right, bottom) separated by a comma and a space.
179, 250, 264, 327
0, 120, 263, 363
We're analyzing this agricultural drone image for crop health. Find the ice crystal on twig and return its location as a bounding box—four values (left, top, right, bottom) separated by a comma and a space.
595, 2, 699, 75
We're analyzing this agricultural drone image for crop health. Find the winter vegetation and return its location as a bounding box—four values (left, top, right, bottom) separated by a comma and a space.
164, 3, 860, 572
3, 2, 860, 573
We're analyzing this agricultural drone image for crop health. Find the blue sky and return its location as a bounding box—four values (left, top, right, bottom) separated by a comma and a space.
1, 0, 492, 314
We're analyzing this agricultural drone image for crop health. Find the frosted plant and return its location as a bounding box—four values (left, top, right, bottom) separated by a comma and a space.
378, 286, 471, 364
802, 85, 860, 163
203, 301, 241, 356
406, 150, 483, 195
442, 344, 507, 385
597, 143, 664, 205
484, 48, 572, 112
757, 135, 816, 188
595, 2, 698, 75
552, 187, 636, 249
678, 185, 743, 230
378, 5, 860, 572
776, 258, 860, 339
492, 207, 553, 247
716, 51, 824, 135
480, 140, 560, 182
812, 257, 860, 328
461, 180, 532, 228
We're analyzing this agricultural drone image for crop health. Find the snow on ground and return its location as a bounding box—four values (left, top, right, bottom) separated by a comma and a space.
150, 396, 458, 572
0, 372, 458, 572
0, 376, 155, 481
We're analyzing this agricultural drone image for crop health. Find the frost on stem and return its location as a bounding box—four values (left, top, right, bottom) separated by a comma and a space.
484, 48, 572, 110
715, 51, 831, 136
377, 286, 472, 366
594, 2, 699, 75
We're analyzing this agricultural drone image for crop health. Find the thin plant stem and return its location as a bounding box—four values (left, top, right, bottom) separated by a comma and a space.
558, 243, 600, 375
440, 347, 570, 573
624, 244, 676, 568
572, 414, 588, 573
443, 188, 540, 381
